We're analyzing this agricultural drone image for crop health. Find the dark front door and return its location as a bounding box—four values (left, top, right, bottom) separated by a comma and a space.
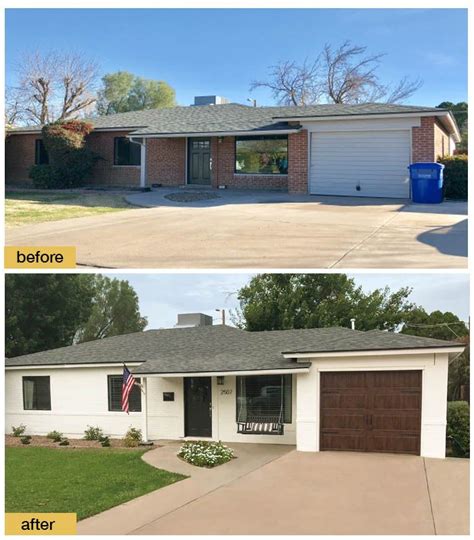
188, 138, 211, 185
320, 371, 422, 455
184, 377, 212, 437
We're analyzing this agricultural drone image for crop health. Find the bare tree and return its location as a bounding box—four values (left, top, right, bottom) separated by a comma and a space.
5, 87, 23, 126
250, 58, 323, 106
12, 51, 99, 125
250, 40, 422, 106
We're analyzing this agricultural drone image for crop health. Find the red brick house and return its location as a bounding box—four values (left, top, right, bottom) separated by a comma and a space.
5, 97, 460, 198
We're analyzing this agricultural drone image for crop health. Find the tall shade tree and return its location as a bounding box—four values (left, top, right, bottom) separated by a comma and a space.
10, 51, 99, 125
77, 275, 148, 343
401, 308, 469, 401
251, 40, 422, 106
97, 71, 176, 115
234, 274, 414, 332
5, 274, 95, 357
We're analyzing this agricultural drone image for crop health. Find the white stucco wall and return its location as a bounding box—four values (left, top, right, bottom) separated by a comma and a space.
5, 367, 296, 445
295, 352, 450, 458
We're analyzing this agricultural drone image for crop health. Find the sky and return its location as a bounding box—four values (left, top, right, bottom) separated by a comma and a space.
108, 273, 470, 330
5, 8, 467, 107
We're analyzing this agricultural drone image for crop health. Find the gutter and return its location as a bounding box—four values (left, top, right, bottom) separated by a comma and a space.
282, 346, 465, 359
126, 128, 300, 139
131, 367, 311, 377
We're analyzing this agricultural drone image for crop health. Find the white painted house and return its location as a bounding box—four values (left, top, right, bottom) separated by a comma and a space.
5, 314, 464, 459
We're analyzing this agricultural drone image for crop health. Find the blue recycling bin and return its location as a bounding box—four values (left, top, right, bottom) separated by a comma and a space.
409, 162, 445, 204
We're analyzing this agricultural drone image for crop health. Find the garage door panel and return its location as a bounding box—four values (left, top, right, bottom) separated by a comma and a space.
310, 130, 411, 198
320, 371, 422, 456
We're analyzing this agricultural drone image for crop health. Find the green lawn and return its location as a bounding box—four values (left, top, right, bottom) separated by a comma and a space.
5, 447, 186, 520
5, 191, 136, 227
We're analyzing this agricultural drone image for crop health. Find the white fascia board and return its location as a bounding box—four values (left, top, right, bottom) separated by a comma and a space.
5, 362, 144, 370
133, 367, 310, 378
126, 129, 300, 139
284, 346, 464, 359
273, 111, 443, 122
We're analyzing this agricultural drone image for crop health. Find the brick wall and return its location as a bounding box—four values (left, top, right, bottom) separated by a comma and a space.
434, 120, 450, 158
146, 138, 186, 186
5, 133, 38, 185
287, 130, 308, 194
87, 131, 140, 187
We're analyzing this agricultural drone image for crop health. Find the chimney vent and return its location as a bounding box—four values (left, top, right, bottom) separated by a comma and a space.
175, 313, 213, 328
350, 318, 356, 330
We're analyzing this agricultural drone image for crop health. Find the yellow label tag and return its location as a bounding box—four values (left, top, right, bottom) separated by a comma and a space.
5, 513, 77, 535
5, 247, 76, 269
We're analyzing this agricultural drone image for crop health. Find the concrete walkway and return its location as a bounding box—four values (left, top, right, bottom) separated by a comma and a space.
6, 191, 467, 269
78, 447, 469, 535
77, 442, 292, 535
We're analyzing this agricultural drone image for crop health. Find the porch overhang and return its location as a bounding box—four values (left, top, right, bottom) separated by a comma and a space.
131, 366, 311, 377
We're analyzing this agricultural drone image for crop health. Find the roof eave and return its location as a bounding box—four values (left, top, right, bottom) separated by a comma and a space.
131, 366, 311, 377
282, 345, 465, 358
127, 128, 300, 138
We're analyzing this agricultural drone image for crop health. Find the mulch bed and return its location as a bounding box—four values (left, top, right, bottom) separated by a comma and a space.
5, 435, 154, 450
164, 191, 221, 202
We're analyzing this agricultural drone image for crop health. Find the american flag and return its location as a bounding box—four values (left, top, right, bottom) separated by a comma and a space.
121, 365, 135, 414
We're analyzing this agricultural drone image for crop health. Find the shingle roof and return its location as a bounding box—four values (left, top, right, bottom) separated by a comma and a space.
5, 325, 461, 374
10, 102, 447, 136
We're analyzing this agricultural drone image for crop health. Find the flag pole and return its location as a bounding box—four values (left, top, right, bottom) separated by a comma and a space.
142, 377, 149, 443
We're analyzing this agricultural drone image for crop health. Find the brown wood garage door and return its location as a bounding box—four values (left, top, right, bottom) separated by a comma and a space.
320, 371, 422, 455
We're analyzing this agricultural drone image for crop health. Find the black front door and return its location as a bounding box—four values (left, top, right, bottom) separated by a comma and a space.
184, 377, 212, 437
188, 138, 211, 185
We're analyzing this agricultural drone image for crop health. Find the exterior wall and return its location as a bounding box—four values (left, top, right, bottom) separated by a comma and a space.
211, 136, 289, 191
434, 121, 451, 158
5, 131, 142, 188
5, 367, 296, 446
295, 352, 449, 459
287, 130, 308, 193
412, 116, 436, 162
146, 138, 186, 186
87, 131, 141, 187
5, 133, 38, 185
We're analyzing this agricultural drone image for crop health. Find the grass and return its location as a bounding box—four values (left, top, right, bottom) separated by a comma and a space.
5, 191, 136, 227
5, 447, 186, 520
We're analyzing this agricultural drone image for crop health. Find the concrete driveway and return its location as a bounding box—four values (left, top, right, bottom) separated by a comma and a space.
6, 190, 467, 268
78, 445, 469, 535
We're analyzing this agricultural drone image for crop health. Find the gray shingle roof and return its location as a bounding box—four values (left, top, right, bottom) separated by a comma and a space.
5, 325, 461, 374
10, 102, 447, 136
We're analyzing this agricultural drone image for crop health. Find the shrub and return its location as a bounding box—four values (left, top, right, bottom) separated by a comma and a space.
83, 425, 104, 441
11, 424, 26, 437
446, 401, 470, 457
123, 427, 142, 448
59, 438, 70, 446
46, 430, 63, 442
438, 154, 468, 200
100, 436, 111, 447
20, 436, 31, 445
178, 441, 234, 468
29, 120, 99, 189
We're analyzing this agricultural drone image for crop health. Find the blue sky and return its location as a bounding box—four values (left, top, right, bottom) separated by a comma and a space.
108, 273, 469, 330
6, 8, 467, 107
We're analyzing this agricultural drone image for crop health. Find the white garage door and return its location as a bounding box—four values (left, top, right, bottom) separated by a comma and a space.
309, 130, 411, 198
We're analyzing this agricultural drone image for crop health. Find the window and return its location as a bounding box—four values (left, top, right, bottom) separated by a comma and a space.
236, 374, 292, 423
114, 137, 141, 166
163, 392, 175, 402
23, 376, 51, 410
108, 375, 142, 412
35, 139, 49, 165
235, 135, 288, 175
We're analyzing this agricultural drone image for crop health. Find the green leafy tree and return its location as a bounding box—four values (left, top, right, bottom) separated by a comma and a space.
77, 275, 148, 342
438, 101, 468, 153
5, 275, 95, 357
97, 71, 176, 115
234, 274, 414, 332
401, 308, 469, 400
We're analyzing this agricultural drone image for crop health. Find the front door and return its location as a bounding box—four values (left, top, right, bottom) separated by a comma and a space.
184, 377, 212, 437
188, 138, 211, 185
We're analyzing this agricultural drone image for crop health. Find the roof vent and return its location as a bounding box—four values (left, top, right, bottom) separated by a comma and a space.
175, 313, 213, 328
193, 95, 230, 106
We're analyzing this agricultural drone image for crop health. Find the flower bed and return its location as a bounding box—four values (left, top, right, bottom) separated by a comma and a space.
178, 441, 234, 468
5, 435, 151, 450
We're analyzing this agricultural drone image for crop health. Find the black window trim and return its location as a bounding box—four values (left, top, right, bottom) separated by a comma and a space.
107, 374, 142, 412
113, 137, 141, 167
22, 376, 51, 411
234, 134, 289, 176
235, 374, 292, 424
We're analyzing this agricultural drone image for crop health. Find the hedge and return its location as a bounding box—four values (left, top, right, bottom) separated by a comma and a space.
446, 400, 469, 457
438, 154, 468, 200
